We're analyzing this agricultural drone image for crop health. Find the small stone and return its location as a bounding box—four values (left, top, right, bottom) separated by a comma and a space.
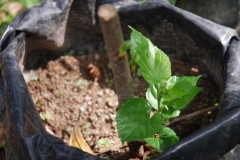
97, 98, 102, 103
97, 90, 103, 97
80, 107, 86, 112
87, 101, 92, 106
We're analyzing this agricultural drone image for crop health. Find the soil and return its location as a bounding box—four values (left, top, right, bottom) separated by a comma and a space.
25, 49, 219, 160
0, 1, 227, 159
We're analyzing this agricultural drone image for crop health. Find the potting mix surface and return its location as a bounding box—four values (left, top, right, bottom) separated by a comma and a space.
26, 50, 219, 159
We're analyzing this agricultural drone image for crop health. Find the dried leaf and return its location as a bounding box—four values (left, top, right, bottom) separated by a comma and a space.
88, 63, 101, 81
69, 125, 94, 155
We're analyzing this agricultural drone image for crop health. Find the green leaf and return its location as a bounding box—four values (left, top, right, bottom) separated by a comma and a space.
167, 0, 177, 5
162, 76, 202, 110
119, 40, 131, 57
159, 127, 179, 150
145, 127, 179, 153
130, 27, 171, 84
145, 136, 160, 152
18, 0, 41, 7
117, 98, 163, 142
146, 84, 158, 110
39, 111, 52, 121
97, 138, 113, 149
162, 107, 180, 118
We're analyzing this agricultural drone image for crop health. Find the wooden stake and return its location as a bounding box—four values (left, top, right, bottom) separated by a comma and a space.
98, 4, 133, 105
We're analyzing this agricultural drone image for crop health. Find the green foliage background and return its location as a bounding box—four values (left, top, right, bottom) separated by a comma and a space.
0, 0, 41, 35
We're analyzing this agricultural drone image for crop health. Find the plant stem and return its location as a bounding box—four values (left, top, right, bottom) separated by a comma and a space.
98, 5, 137, 158
168, 106, 217, 126
98, 4, 134, 105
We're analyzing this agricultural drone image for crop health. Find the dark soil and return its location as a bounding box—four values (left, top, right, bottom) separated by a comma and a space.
26, 49, 219, 160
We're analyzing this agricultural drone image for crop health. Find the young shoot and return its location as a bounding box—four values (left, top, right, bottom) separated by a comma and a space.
116, 27, 202, 153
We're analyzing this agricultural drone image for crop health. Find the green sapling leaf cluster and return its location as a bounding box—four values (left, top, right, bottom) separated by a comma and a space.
116, 27, 202, 153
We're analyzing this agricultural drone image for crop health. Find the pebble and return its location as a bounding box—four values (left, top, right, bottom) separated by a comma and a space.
87, 101, 92, 106
97, 98, 102, 103
97, 90, 104, 97
27, 56, 124, 154
80, 106, 86, 112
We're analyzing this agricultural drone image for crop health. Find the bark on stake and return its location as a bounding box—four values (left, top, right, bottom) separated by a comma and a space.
98, 4, 133, 105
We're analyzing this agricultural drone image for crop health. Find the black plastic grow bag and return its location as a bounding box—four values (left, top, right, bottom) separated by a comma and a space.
0, 0, 240, 159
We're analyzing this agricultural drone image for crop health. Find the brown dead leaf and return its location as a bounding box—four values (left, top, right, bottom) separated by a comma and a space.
88, 63, 101, 81
69, 125, 94, 155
